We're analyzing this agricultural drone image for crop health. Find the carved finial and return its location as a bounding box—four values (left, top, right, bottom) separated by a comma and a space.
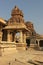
15, 5, 18, 10
11, 6, 23, 17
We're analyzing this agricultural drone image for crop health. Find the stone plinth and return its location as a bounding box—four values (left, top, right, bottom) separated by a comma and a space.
16, 43, 26, 50
30, 43, 35, 48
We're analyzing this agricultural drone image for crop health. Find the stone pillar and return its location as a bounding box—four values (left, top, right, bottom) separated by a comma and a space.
38, 40, 40, 47
23, 32, 26, 43
7, 30, 11, 42
0, 31, 3, 41
0, 31, 2, 56
13, 32, 16, 42
10, 33, 13, 42
19, 30, 23, 43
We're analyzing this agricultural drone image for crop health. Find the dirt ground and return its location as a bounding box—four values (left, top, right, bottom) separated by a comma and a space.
0, 48, 43, 65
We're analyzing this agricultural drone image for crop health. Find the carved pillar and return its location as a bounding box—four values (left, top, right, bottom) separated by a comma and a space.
7, 30, 11, 42
13, 32, 16, 42
10, 32, 13, 42
19, 30, 23, 43
0, 25, 3, 41
38, 40, 40, 47
0, 31, 3, 41
23, 32, 26, 43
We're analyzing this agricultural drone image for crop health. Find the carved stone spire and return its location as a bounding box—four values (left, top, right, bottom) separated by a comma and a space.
11, 6, 23, 17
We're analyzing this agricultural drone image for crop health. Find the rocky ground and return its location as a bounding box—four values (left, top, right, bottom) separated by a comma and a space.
0, 48, 43, 65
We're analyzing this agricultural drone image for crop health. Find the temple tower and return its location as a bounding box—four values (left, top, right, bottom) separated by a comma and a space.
3, 6, 29, 49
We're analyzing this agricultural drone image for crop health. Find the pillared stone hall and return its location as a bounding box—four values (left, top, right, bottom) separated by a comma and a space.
0, 6, 43, 51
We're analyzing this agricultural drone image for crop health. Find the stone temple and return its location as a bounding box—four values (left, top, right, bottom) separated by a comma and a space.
0, 6, 43, 52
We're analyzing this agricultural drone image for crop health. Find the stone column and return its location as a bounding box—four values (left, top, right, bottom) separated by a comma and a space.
38, 40, 40, 47
0, 31, 3, 41
13, 32, 16, 42
19, 30, 23, 43
7, 30, 11, 42
10, 33, 13, 42
23, 32, 26, 43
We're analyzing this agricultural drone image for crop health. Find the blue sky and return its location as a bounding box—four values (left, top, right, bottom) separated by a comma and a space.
0, 0, 43, 35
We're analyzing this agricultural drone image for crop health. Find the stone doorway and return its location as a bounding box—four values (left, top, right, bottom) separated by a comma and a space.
39, 40, 43, 47
26, 39, 30, 47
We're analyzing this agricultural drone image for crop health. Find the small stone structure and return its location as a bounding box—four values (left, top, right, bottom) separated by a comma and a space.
0, 6, 43, 52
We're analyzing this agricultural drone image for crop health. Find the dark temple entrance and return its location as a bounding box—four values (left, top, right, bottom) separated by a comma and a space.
26, 39, 30, 47
39, 40, 43, 47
